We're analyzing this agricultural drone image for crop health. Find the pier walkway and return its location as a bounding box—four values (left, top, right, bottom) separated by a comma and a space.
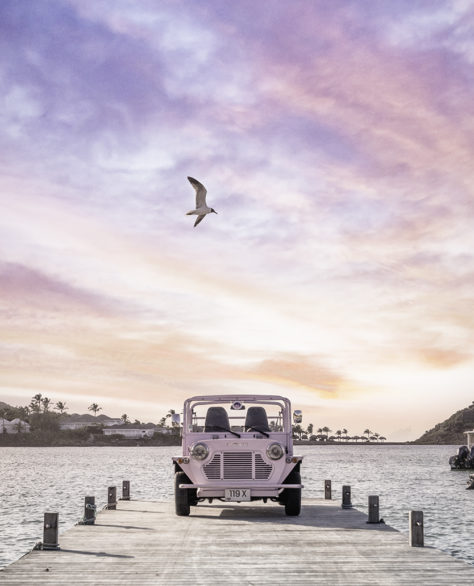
1, 499, 474, 585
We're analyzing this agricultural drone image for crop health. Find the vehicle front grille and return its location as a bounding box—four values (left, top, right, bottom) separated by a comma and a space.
202, 452, 273, 480
255, 453, 273, 479
224, 451, 252, 479
203, 453, 221, 479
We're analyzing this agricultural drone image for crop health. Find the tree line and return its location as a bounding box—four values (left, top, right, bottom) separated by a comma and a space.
2, 396, 387, 442
0, 394, 179, 433
292, 423, 387, 442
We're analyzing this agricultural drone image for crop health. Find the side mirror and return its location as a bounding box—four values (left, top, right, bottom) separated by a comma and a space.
171, 413, 181, 426
293, 410, 302, 424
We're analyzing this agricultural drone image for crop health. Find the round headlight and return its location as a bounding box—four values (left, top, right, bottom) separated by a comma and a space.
266, 442, 284, 460
191, 442, 209, 461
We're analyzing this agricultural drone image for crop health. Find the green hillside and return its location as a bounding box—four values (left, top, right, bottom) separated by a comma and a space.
414, 401, 474, 444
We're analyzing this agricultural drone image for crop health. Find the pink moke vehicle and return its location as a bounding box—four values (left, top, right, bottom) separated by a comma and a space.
172, 394, 303, 516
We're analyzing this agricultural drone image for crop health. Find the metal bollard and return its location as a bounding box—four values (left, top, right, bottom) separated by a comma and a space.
367, 495, 380, 523
342, 485, 352, 509
324, 479, 332, 500
121, 480, 130, 501
83, 496, 96, 525
409, 511, 424, 547
107, 486, 117, 510
42, 513, 60, 550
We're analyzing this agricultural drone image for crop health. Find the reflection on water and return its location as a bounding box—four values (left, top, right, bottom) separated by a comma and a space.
0, 444, 472, 568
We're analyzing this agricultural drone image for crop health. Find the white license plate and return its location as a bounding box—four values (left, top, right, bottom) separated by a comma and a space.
224, 488, 251, 501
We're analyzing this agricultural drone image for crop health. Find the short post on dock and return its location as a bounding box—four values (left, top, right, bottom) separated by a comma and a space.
42, 512, 60, 550
324, 479, 332, 500
367, 495, 380, 523
83, 496, 96, 525
409, 510, 424, 547
121, 480, 130, 501
108, 486, 117, 510
342, 485, 352, 509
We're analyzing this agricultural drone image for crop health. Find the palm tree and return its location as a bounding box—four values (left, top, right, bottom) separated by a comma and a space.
379, 436, 387, 442
165, 409, 176, 425
335, 430, 342, 442
363, 428, 372, 440
55, 401, 68, 415
342, 428, 348, 441
41, 397, 51, 412
293, 424, 304, 439
322, 426, 331, 439
317, 427, 323, 435
121, 414, 130, 424
307, 423, 314, 436
374, 432, 380, 442
29, 394, 43, 414
88, 403, 102, 417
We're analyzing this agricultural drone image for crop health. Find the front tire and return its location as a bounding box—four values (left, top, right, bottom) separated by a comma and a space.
282, 469, 301, 516
175, 471, 190, 516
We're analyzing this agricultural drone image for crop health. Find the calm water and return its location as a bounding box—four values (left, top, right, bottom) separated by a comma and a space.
0, 445, 472, 569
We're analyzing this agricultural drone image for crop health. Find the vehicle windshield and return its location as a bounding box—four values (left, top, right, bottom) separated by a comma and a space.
187, 400, 287, 434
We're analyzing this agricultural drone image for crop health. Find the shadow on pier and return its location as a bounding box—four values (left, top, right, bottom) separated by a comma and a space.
58, 548, 134, 559
190, 502, 398, 531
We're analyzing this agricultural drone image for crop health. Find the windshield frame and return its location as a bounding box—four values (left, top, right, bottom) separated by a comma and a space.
183, 394, 291, 436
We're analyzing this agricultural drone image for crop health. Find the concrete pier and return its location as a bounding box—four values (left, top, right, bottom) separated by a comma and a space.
1, 499, 473, 585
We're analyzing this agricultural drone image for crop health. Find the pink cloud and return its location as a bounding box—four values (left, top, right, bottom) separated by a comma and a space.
0, 262, 146, 323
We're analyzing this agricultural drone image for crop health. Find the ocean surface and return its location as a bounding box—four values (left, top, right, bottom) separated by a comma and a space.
0, 444, 472, 569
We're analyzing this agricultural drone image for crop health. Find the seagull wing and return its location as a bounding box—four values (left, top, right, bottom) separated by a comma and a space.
194, 214, 206, 227
188, 176, 207, 208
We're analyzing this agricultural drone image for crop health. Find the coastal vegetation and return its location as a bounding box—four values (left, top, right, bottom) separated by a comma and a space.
0, 426, 180, 447
1, 395, 392, 446
0, 395, 180, 447
292, 423, 386, 443
414, 401, 474, 444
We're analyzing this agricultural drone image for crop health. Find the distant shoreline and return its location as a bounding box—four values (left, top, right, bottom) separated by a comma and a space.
0, 433, 181, 448
293, 440, 449, 446
0, 438, 458, 448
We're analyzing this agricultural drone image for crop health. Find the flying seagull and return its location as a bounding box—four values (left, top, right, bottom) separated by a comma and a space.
186, 176, 217, 227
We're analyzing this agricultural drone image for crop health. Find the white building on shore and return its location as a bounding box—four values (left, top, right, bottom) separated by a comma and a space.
103, 427, 158, 439
0, 418, 31, 434
59, 417, 123, 431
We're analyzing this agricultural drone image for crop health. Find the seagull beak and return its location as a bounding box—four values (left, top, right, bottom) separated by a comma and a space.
213, 210, 218, 214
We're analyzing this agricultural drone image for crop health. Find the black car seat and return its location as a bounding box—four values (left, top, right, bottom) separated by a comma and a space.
245, 406, 270, 432
204, 406, 230, 432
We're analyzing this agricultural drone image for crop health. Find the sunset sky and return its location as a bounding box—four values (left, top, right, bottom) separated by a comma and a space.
1, 0, 473, 440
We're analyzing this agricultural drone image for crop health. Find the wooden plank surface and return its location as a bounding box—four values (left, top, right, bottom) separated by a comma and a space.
1, 499, 473, 585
